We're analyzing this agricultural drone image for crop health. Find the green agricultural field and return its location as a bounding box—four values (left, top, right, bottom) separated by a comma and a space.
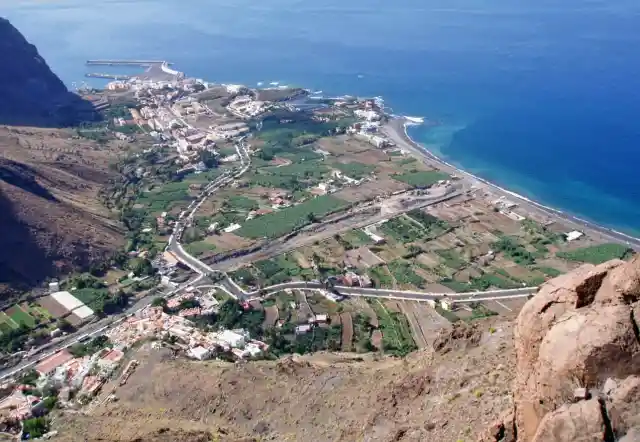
183, 168, 224, 184
535, 266, 562, 278
379, 217, 423, 243
387, 260, 425, 288
236, 195, 348, 239
245, 173, 295, 189
369, 299, 417, 357
556, 243, 633, 264
469, 273, 520, 290
331, 162, 375, 179
0, 312, 18, 332
263, 161, 328, 178
341, 229, 372, 247
254, 254, 309, 285
392, 170, 449, 188
136, 182, 191, 213
435, 249, 467, 270
71, 288, 110, 307
6, 305, 36, 328
223, 195, 259, 211
438, 279, 472, 293
278, 149, 323, 163
367, 265, 395, 289
185, 240, 216, 257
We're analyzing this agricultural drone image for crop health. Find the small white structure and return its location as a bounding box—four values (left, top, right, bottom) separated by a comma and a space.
219, 330, 246, 348
441, 299, 455, 311
49, 281, 60, 293
71, 305, 95, 320
295, 324, 312, 335
566, 230, 584, 242
245, 342, 263, 357
309, 314, 328, 324
223, 223, 241, 233
188, 346, 212, 361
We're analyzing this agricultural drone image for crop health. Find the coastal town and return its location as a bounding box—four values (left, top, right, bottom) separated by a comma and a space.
0, 59, 637, 439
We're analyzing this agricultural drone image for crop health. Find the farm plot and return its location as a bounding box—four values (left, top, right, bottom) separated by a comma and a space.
331, 161, 374, 179
556, 243, 633, 264
135, 182, 191, 213
367, 265, 395, 289
6, 305, 36, 328
0, 312, 18, 333
340, 313, 354, 352
369, 299, 417, 357
344, 247, 385, 269
387, 260, 426, 288
341, 229, 374, 249
184, 240, 216, 257
392, 170, 449, 188
236, 195, 348, 239
435, 249, 467, 270
254, 254, 314, 285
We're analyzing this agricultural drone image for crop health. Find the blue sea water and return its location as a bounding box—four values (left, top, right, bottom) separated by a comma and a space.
3, 0, 640, 234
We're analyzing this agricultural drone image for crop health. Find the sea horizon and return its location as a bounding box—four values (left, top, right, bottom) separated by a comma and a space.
3, 0, 640, 236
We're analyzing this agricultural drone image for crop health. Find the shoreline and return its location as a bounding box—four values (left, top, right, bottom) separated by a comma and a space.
383, 116, 640, 250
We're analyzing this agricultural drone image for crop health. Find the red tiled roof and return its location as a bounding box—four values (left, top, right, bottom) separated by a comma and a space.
35, 349, 73, 375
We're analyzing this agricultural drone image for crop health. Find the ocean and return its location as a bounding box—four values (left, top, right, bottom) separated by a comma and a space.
3, 0, 640, 234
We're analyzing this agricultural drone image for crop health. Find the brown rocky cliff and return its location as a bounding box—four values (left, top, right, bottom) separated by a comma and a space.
485, 255, 640, 442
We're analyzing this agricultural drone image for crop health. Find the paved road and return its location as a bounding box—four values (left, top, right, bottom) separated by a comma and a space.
0, 274, 203, 381
224, 280, 538, 302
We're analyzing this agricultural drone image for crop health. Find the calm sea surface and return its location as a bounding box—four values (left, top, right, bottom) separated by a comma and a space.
4, 0, 640, 234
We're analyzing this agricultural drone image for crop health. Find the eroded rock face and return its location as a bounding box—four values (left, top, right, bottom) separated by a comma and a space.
512, 255, 640, 441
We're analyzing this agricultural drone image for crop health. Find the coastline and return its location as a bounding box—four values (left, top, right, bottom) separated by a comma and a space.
383, 116, 640, 250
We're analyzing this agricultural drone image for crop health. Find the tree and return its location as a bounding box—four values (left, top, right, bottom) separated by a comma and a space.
56, 318, 74, 333
151, 297, 167, 308
130, 257, 154, 276
22, 417, 49, 439
199, 149, 219, 169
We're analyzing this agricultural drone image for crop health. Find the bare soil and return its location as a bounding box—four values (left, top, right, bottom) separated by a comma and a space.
54, 318, 515, 442
0, 126, 124, 297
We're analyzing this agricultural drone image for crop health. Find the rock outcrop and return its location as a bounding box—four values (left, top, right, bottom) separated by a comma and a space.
0, 17, 96, 126
487, 255, 640, 441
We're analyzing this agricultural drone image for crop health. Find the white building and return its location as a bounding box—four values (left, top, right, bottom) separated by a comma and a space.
295, 324, 312, 335
223, 223, 241, 233
566, 230, 584, 242
218, 330, 246, 348
188, 346, 212, 360
354, 109, 381, 121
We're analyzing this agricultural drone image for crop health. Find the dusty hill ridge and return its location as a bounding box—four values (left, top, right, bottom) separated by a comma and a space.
0, 126, 124, 298
0, 17, 122, 297
55, 320, 515, 442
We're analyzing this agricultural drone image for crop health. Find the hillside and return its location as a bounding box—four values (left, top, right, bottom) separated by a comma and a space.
0, 17, 123, 298
0, 17, 96, 127
54, 318, 514, 442
0, 126, 124, 298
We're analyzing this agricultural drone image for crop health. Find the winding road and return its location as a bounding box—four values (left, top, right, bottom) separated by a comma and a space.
0, 133, 538, 381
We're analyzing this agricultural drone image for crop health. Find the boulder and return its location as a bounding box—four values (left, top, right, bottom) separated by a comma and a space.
531, 399, 606, 442
513, 256, 640, 441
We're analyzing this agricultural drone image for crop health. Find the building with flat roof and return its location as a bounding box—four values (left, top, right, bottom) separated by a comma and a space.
35, 350, 74, 376
51, 291, 84, 311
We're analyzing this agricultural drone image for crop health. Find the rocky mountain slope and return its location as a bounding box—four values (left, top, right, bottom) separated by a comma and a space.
0, 18, 122, 298
0, 126, 124, 298
55, 318, 514, 442
481, 255, 640, 442
0, 17, 95, 127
